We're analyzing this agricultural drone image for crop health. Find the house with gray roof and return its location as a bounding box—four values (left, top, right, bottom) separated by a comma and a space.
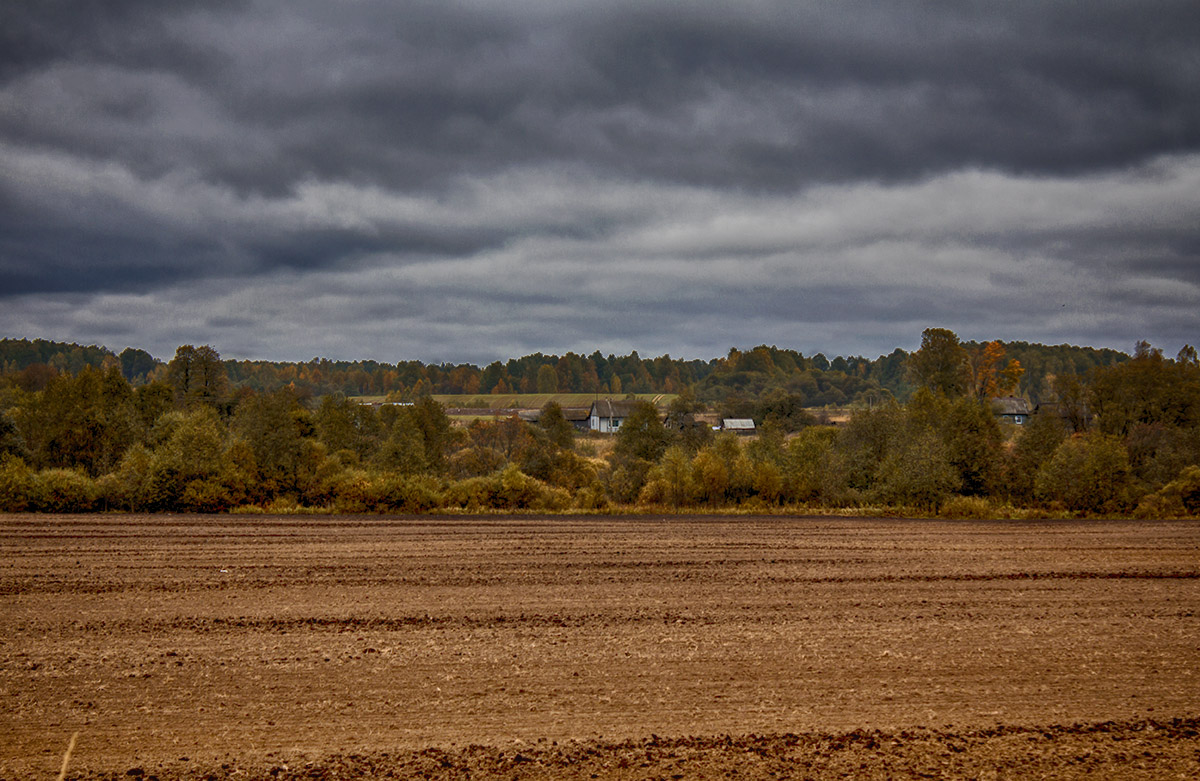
588, 399, 644, 433
992, 396, 1033, 425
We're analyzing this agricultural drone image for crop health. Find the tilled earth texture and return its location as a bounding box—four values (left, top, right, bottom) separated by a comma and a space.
2, 515, 1197, 780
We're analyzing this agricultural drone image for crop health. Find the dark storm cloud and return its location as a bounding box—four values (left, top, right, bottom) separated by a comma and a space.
1, 1, 1198, 361
7, 0, 1198, 191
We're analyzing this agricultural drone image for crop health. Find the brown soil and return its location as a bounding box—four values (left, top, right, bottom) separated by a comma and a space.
2, 515, 1198, 779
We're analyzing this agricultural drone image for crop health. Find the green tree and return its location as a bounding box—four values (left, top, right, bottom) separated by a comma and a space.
1005, 410, 1067, 503
907, 328, 969, 397
119, 347, 158, 383
877, 428, 959, 511
614, 401, 670, 463
383, 397, 456, 473
942, 397, 1003, 496
783, 426, 838, 503
379, 425, 430, 474
15, 365, 138, 476
0, 410, 26, 460
1049, 373, 1090, 433
232, 389, 308, 495
147, 407, 237, 511
536, 364, 559, 394
133, 381, 175, 432
648, 445, 695, 507
830, 402, 905, 497
691, 447, 728, 506
168, 344, 228, 407
1035, 432, 1133, 514
1089, 343, 1200, 437
538, 401, 575, 450
316, 394, 382, 463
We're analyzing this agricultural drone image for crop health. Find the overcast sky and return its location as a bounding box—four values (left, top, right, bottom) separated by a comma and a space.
2, 1, 1198, 364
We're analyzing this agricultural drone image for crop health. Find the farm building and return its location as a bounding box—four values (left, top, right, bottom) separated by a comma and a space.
722, 418, 756, 435
665, 411, 721, 433
992, 396, 1032, 425
517, 407, 592, 432
563, 407, 592, 432
588, 399, 643, 433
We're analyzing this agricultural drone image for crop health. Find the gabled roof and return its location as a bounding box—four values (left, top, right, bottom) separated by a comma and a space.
992, 396, 1032, 416
722, 418, 756, 430
590, 399, 643, 418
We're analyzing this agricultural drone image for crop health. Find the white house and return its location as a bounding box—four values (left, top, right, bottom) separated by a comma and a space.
588, 399, 643, 433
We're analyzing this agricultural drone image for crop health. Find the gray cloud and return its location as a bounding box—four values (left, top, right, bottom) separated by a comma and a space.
1, 1, 1198, 363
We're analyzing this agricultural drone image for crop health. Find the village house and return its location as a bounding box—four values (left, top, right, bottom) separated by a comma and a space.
992, 396, 1032, 425
588, 399, 643, 433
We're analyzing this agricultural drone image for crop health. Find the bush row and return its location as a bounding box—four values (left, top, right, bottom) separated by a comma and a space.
4, 451, 1199, 518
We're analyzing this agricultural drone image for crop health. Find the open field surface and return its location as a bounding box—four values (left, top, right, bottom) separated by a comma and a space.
2, 515, 1198, 779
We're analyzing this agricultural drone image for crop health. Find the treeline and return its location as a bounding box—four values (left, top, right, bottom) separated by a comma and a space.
1, 331, 1198, 517
1, 337, 1130, 408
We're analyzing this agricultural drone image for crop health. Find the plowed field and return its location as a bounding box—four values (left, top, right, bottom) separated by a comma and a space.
2, 515, 1198, 779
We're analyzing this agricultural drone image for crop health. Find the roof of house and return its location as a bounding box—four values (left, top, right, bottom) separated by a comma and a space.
992, 396, 1032, 416
590, 399, 644, 418
520, 406, 592, 423
722, 418, 756, 430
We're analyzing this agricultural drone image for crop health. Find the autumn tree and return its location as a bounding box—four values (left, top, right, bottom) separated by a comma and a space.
643, 445, 695, 507
968, 341, 1024, 399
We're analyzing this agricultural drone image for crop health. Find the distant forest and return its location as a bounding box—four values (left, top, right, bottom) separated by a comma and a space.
2, 332, 1198, 518
0, 336, 1130, 407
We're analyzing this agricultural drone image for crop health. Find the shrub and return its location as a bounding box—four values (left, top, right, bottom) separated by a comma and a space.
31, 468, 97, 513
1035, 432, 1134, 514
572, 482, 610, 511
0, 456, 34, 511
1166, 464, 1200, 514
1134, 492, 1186, 519
179, 478, 235, 513
939, 495, 994, 520
371, 473, 443, 513
442, 466, 565, 511
447, 446, 507, 480
1136, 464, 1200, 518
331, 469, 375, 513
